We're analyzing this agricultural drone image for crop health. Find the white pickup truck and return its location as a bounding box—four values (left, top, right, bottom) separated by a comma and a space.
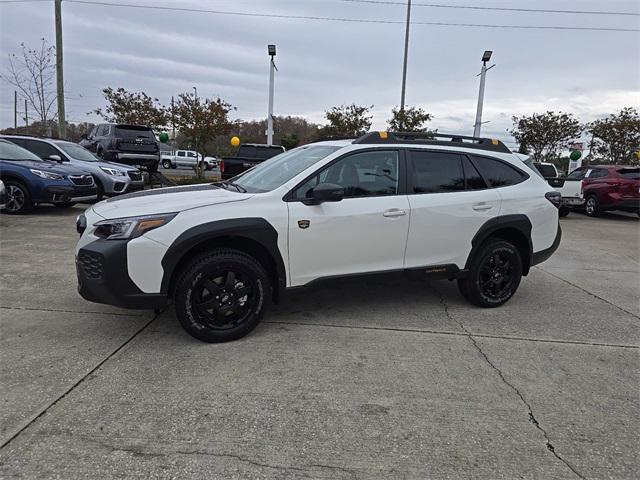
161, 150, 217, 170
515, 156, 583, 217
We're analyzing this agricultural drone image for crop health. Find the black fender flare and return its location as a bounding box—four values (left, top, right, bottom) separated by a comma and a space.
465, 214, 533, 275
160, 217, 287, 299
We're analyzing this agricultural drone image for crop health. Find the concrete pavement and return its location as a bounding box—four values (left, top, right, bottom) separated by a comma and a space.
0, 206, 638, 479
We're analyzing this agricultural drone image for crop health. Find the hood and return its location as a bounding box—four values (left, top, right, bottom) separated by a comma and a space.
1, 159, 91, 175
92, 183, 254, 219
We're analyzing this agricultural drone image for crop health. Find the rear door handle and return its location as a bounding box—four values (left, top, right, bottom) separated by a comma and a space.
472, 202, 493, 211
383, 208, 407, 218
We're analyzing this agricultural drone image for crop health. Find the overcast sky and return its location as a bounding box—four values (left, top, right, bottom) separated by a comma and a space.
0, 0, 638, 146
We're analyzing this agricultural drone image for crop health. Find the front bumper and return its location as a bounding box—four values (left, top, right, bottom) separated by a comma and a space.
45, 185, 97, 203
76, 238, 168, 309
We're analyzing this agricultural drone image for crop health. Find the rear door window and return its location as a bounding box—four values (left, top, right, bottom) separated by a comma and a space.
409, 151, 465, 194
618, 168, 640, 179
471, 155, 527, 188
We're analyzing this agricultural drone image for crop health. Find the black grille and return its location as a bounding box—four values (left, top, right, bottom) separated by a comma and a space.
78, 251, 103, 279
128, 171, 142, 181
69, 174, 94, 186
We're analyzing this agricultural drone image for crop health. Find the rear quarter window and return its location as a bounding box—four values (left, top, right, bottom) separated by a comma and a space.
618, 168, 640, 179
471, 155, 527, 188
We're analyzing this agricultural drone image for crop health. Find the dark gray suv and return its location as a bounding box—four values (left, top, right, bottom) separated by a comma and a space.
80, 124, 160, 172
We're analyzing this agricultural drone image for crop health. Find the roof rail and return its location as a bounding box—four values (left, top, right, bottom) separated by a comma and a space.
353, 131, 511, 153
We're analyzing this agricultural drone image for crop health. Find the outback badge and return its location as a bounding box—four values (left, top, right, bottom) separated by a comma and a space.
298, 220, 310, 229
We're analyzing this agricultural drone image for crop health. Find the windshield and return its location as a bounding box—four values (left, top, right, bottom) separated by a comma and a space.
56, 142, 99, 162
0, 140, 42, 161
232, 145, 341, 193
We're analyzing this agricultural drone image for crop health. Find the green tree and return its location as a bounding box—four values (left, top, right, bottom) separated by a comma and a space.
587, 107, 640, 165
510, 111, 582, 161
387, 105, 432, 132
280, 133, 299, 150
319, 103, 373, 138
94, 87, 168, 130
173, 92, 235, 178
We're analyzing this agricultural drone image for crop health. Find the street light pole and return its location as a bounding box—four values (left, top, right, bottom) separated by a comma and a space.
473, 50, 494, 138
266, 44, 277, 146
400, 0, 411, 118
54, 0, 66, 138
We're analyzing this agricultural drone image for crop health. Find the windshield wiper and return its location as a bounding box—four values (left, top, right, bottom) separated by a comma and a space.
213, 181, 247, 193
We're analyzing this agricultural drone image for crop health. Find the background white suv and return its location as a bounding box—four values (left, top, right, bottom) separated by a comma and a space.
75, 132, 562, 343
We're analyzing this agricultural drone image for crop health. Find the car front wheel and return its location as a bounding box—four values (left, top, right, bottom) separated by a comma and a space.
2, 181, 32, 214
162, 160, 172, 169
174, 248, 270, 343
458, 239, 522, 308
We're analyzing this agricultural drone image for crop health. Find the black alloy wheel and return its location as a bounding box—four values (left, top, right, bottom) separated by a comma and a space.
458, 239, 522, 307
174, 249, 270, 342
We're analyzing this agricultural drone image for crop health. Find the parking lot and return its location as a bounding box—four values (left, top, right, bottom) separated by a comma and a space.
0, 208, 638, 479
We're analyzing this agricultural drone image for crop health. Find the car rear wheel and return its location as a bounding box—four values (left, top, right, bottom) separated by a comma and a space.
162, 160, 172, 169
458, 239, 522, 308
584, 195, 601, 217
559, 206, 571, 217
174, 248, 270, 343
2, 181, 32, 214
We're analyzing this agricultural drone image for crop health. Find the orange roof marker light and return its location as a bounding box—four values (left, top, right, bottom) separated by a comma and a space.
378, 131, 388, 140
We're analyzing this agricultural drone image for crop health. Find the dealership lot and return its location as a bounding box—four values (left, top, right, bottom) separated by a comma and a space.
0, 208, 638, 478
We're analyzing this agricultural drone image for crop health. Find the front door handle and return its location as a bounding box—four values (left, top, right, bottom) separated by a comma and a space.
383, 208, 407, 218
472, 202, 493, 211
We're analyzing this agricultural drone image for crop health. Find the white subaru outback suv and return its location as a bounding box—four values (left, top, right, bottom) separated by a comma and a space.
75, 132, 562, 343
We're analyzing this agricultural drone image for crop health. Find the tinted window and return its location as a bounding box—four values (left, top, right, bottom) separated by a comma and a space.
589, 168, 609, 179
618, 168, 640, 179
462, 156, 487, 190
23, 140, 61, 160
567, 168, 586, 180
472, 156, 526, 187
177, 151, 185, 157
410, 151, 464, 193
294, 150, 399, 199
535, 163, 557, 177
114, 125, 155, 139
0, 140, 42, 161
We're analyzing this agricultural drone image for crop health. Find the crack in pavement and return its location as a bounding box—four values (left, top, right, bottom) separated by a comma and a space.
0, 305, 145, 318
430, 285, 586, 480
265, 320, 638, 350
89, 438, 356, 478
535, 266, 639, 320
0, 314, 159, 451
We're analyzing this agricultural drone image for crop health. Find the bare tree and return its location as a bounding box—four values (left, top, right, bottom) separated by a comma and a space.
1, 39, 57, 125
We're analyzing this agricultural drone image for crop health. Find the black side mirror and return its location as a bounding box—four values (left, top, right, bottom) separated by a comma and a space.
304, 183, 344, 205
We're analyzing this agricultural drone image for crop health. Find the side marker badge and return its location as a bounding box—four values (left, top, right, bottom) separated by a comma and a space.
298, 220, 310, 229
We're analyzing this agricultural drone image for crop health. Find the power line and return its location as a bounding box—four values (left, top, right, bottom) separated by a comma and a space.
64, 1, 640, 32
339, 0, 640, 17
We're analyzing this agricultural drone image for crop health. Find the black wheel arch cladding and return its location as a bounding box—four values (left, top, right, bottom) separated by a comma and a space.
161, 217, 287, 301
465, 214, 533, 276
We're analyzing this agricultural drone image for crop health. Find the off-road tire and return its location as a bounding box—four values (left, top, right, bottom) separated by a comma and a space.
458, 239, 523, 308
174, 248, 270, 343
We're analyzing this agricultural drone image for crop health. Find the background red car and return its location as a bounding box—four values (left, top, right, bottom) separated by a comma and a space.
566, 165, 640, 217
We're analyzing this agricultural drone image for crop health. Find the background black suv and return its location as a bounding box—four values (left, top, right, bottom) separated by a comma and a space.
80, 123, 160, 172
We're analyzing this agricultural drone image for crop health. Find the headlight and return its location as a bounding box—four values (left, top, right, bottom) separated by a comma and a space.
30, 169, 63, 180
99, 166, 126, 176
94, 213, 177, 240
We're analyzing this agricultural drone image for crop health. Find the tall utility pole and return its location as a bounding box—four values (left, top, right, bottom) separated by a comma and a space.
24, 99, 28, 127
14, 91, 17, 130
171, 95, 176, 149
55, 0, 66, 138
473, 50, 494, 138
266, 44, 276, 146
399, 0, 412, 119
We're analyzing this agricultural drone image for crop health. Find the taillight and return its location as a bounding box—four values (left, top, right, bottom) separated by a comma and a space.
545, 191, 562, 209
219, 160, 224, 173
